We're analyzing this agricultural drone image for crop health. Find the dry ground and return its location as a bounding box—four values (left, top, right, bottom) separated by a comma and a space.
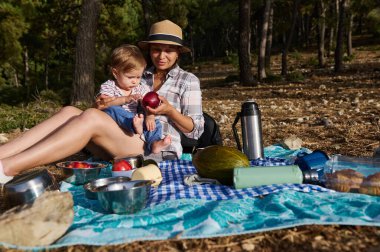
1, 43, 380, 251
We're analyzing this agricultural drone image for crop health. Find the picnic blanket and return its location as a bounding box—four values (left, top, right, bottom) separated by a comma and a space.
2, 145, 380, 249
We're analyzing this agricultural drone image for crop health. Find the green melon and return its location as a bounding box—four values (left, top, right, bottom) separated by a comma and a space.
192, 145, 250, 185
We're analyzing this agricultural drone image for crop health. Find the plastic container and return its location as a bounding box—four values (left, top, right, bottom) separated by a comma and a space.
233, 165, 303, 189
323, 155, 380, 195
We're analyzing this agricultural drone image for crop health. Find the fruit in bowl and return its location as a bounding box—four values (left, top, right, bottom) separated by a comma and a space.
112, 159, 135, 178
55, 161, 107, 185
66, 161, 92, 169
142, 91, 160, 108
113, 160, 133, 171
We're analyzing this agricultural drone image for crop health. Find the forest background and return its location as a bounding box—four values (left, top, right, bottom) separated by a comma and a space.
1, 0, 380, 251
0, 0, 379, 117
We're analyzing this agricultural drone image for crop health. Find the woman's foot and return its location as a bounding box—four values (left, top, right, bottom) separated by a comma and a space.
0, 160, 13, 184
151, 135, 172, 154
133, 114, 144, 135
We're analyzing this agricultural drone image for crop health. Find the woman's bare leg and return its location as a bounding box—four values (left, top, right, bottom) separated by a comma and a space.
1, 108, 144, 176
0, 106, 83, 159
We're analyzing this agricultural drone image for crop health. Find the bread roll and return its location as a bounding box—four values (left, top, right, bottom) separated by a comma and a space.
131, 164, 163, 187
359, 172, 380, 196
326, 169, 364, 192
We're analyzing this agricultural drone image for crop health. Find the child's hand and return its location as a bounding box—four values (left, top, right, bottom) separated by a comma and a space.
95, 95, 116, 110
145, 116, 156, 131
124, 94, 142, 103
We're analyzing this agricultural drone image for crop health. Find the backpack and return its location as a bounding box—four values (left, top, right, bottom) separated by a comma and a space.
181, 112, 223, 153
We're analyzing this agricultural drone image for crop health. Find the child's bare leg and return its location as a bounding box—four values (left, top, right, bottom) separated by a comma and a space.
151, 135, 172, 154
133, 114, 144, 135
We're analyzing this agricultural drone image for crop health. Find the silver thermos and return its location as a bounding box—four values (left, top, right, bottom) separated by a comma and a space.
232, 100, 264, 160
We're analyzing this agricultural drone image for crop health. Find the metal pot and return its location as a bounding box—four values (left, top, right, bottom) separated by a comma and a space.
56, 161, 107, 185
4, 169, 59, 208
83, 176, 131, 200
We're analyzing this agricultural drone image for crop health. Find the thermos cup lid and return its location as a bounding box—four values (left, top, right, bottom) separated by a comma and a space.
241, 100, 261, 116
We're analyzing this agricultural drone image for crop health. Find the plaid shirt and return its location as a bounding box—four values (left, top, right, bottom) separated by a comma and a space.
97, 80, 151, 113
141, 64, 205, 158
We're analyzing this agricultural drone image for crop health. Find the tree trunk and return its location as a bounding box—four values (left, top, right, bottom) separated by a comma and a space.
13, 69, 19, 87
346, 0, 353, 57
335, 0, 346, 72
71, 0, 102, 105
23, 47, 28, 88
327, 27, 334, 57
44, 57, 49, 90
189, 24, 195, 65
327, 0, 337, 57
317, 0, 326, 67
141, 0, 150, 35
238, 0, 255, 86
258, 0, 271, 80
281, 0, 299, 76
304, 14, 311, 47
265, 5, 273, 70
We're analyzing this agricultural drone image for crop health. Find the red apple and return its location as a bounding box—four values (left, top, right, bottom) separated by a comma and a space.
113, 159, 133, 171
70, 161, 92, 169
142, 91, 160, 108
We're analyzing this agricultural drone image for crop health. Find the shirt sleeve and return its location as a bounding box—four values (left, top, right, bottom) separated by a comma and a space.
97, 80, 116, 97
180, 74, 205, 140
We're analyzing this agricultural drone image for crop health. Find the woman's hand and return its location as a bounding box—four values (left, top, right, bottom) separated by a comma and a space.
145, 96, 175, 116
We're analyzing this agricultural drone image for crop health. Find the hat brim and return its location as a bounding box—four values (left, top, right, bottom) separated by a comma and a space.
138, 40, 191, 54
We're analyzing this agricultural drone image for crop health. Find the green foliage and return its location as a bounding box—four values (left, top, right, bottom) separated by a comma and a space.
343, 53, 355, 62
286, 71, 305, 82
307, 57, 319, 67
0, 2, 29, 65
367, 8, 380, 35
222, 53, 239, 68
290, 50, 302, 61
0, 85, 28, 105
264, 74, 283, 83
224, 74, 239, 83
0, 102, 58, 133
36, 89, 66, 105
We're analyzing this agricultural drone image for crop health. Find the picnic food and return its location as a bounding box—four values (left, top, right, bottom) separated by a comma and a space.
358, 172, 380, 196
325, 169, 364, 192
142, 91, 160, 108
131, 164, 163, 186
192, 145, 250, 185
113, 160, 133, 171
67, 161, 92, 168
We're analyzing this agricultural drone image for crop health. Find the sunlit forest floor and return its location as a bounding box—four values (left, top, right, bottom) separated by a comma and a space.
1, 37, 380, 251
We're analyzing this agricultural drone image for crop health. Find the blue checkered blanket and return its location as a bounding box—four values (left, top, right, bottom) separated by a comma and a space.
149, 159, 329, 205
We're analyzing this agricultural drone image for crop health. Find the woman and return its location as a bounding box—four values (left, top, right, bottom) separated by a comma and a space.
0, 20, 204, 184
137, 20, 204, 161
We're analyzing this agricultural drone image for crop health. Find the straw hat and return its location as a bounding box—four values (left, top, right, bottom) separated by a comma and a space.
138, 20, 191, 53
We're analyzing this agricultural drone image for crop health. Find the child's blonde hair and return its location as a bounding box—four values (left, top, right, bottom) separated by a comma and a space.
109, 44, 146, 76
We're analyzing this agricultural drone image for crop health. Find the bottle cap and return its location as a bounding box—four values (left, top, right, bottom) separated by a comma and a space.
302, 169, 322, 185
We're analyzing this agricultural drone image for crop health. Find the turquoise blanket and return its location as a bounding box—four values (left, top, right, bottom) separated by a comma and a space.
2, 145, 380, 249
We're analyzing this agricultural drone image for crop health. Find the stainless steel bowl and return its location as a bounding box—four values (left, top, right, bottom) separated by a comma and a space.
83, 176, 131, 200
56, 161, 107, 185
4, 169, 59, 208
115, 155, 144, 169
95, 179, 152, 214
